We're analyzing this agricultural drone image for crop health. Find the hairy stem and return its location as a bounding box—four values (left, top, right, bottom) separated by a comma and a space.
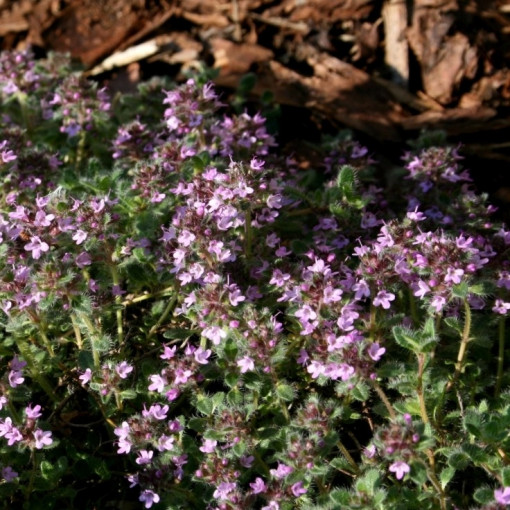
494, 316, 506, 398
446, 300, 471, 392
416, 353, 429, 424
148, 283, 180, 339
370, 379, 396, 420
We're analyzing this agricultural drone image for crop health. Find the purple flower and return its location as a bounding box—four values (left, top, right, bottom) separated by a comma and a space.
34, 429, 53, 449
144, 404, 169, 420
291, 481, 307, 497
72, 229, 87, 245
237, 356, 255, 373
269, 462, 293, 479
157, 434, 175, 452
148, 374, 166, 392
135, 450, 154, 465
493, 299, 510, 315
79, 368, 92, 385
114, 421, 130, 441
213, 481, 236, 501
240, 455, 254, 468
8, 370, 24, 388
174, 368, 193, 385
115, 361, 133, 379
75, 251, 92, 268
33, 210, 55, 227
202, 326, 227, 345
194, 347, 212, 365
389, 460, 410, 480
199, 438, 217, 453
250, 477, 267, 494
307, 360, 325, 379
494, 487, 510, 505
373, 290, 395, 309
25, 404, 42, 419
24, 236, 49, 259
161, 344, 177, 359
413, 280, 430, 299
363, 444, 376, 459
2, 466, 18, 482
368, 343, 386, 361
139, 489, 160, 509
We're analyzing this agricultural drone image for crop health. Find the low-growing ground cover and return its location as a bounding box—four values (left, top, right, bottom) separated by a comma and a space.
0, 48, 509, 510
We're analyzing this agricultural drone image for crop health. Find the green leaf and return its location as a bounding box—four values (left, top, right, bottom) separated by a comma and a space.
329, 489, 351, 505
225, 373, 239, 389
336, 165, 356, 199
238, 73, 257, 94
393, 326, 421, 352
120, 389, 137, 400
447, 451, 469, 470
502, 466, 510, 487
473, 486, 494, 504
451, 282, 468, 299
40, 456, 68, 483
162, 328, 193, 340
188, 417, 206, 432
355, 469, 381, 495
351, 382, 369, 401
276, 383, 295, 402
409, 461, 428, 485
212, 392, 225, 408
330, 456, 356, 473
227, 388, 243, 406
195, 396, 214, 415
439, 466, 455, 489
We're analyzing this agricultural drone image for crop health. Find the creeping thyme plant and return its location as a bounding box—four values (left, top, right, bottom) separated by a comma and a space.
0, 48, 510, 510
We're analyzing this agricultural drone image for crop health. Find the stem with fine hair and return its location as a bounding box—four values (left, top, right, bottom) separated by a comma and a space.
494, 316, 506, 398
370, 379, 396, 420
446, 300, 471, 392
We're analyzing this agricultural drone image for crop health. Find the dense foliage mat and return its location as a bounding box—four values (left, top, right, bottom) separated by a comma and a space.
0, 49, 509, 509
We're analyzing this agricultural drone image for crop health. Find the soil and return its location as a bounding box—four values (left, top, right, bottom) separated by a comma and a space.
1, 0, 510, 212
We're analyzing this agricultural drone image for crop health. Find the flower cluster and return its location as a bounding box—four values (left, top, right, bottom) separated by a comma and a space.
0, 49, 508, 510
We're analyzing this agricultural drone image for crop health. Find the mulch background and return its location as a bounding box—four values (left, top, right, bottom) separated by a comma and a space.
1, 0, 510, 215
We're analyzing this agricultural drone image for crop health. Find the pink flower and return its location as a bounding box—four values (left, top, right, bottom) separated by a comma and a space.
270, 462, 293, 479
79, 368, 92, 385
2, 466, 18, 482
200, 438, 217, 453
250, 477, 267, 494
24, 236, 49, 259
136, 450, 153, 465
368, 343, 386, 361
373, 290, 395, 309
291, 481, 307, 497
115, 361, 133, 379
493, 299, 510, 315
213, 481, 236, 501
194, 347, 212, 365
307, 360, 325, 379
237, 356, 255, 373
202, 326, 227, 345
72, 229, 87, 245
34, 429, 53, 449
494, 487, 510, 505
389, 460, 410, 480
139, 489, 160, 509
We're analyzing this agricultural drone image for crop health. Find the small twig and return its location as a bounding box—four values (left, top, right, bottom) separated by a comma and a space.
249, 13, 309, 33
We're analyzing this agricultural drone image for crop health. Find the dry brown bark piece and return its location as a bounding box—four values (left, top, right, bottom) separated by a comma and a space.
265, 0, 374, 23
407, 0, 478, 104
213, 42, 404, 140
210, 37, 274, 76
